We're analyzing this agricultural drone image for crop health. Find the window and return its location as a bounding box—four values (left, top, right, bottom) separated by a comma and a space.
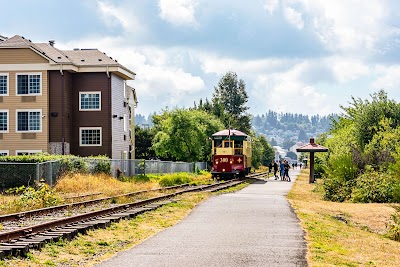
80, 127, 102, 146
0, 150, 9, 156
16, 150, 42, 156
16, 110, 42, 132
16, 73, 41, 95
0, 110, 8, 132
79, 92, 101, 111
0, 74, 8, 95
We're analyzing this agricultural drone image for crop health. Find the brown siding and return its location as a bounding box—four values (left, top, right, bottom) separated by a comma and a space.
0, 48, 48, 64
70, 73, 111, 157
49, 71, 73, 145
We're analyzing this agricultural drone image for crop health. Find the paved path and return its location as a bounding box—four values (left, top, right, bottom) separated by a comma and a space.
97, 169, 307, 267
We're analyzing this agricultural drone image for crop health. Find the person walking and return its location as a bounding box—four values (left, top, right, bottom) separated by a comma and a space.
268, 161, 273, 175
273, 161, 279, 180
284, 160, 291, 182
279, 160, 285, 181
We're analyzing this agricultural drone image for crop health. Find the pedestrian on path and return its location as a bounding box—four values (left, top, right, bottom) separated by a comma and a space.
273, 161, 279, 180
279, 160, 285, 180
284, 160, 291, 182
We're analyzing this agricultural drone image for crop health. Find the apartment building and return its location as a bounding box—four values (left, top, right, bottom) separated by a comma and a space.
0, 35, 137, 159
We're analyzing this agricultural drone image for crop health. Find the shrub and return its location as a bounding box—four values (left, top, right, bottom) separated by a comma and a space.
94, 159, 111, 175
322, 153, 358, 202
159, 173, 191, 187
386, 205, 400, 242
351, 168, 400, 203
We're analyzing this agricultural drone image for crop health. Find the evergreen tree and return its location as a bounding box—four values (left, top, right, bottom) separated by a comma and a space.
212, 71, 251, 133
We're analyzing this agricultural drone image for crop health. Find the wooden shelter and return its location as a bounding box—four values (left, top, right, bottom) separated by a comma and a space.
296, 138, 328, 183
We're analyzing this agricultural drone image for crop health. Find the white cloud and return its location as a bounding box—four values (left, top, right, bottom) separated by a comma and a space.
96, 1, 146, 36
283, 6, 304, 30
263, 0, 279, 15
158, 0, 198, 26
290, 0, 388, 54
372, 65, 400, 91
252, 65, 332, 115
199, 53, 295, 77
328, 57, 370, 83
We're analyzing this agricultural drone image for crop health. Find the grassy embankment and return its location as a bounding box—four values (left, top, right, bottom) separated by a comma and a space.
288, 170, 400, 267
0, 172, 249, 267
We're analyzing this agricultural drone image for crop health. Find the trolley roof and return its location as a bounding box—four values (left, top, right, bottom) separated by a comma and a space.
211, 129, 249, 140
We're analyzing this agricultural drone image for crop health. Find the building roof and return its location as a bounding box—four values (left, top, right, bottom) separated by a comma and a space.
296, 138, 328, 153
0, 35, 136, 79
0, 35, 8, 42
212, 129, 248, 137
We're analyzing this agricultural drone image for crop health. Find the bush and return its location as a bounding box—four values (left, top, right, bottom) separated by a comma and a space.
159, 173, 191, 187
323, 153, 358, 202
94, 159, 111, 175
351, 168, 400, 203
386, 205, 400, 242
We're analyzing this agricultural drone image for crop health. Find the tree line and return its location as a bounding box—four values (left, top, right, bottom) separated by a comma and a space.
135, 71, 275, 168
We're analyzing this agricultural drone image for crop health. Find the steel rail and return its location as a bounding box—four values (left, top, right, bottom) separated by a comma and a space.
0, 179, 243, 243
0, 183, 191, 223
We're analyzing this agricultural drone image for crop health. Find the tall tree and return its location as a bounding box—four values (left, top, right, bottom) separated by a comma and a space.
134, 125, 157, 159
152, 109, 224, 162
212, 72, 251, 133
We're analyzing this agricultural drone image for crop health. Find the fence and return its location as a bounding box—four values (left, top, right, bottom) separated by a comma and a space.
0, 159, 207, 189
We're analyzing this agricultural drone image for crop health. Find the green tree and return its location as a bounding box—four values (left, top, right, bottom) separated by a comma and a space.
251, 134, 275, 169
297, 129, 308, 142
212, 71, 251, 133
282, 138, 295, 150
134, 125, 156, 159
152, 109, 224, 162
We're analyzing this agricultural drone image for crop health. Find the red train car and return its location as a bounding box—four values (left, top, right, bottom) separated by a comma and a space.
211, 129, 252, 179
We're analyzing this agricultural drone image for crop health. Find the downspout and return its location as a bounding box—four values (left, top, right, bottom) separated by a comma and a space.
108, 67, 112, 157
60, 64, 65, 155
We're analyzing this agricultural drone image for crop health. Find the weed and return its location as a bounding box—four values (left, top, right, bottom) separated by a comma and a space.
385, 205, 400, 241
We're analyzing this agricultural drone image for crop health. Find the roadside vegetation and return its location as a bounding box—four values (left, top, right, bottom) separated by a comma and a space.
0, 171, 213, 215
316, 90, 400, 204
288, 171, 400, 266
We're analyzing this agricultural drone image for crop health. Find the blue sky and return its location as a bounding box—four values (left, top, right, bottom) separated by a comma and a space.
2, 0, 400, 117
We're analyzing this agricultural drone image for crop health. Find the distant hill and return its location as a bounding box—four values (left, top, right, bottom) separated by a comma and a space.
252, 110, 338, 147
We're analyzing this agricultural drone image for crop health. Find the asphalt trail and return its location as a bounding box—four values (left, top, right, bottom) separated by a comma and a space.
97, 169, 307, 267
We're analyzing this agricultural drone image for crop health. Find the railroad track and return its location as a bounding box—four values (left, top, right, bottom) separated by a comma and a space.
0, 176, 263, 258
0, 183, 190, 224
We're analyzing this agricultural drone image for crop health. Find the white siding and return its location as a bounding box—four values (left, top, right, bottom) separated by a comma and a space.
111, 74, 130, 159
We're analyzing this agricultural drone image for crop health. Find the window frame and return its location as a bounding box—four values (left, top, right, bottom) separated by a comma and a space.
0, 150, 9, 156
15, 73, 42, 96
0, 73, 9, 96
15, 109, 42, 133
79, 91, 102, 111
79, 127, 102, 147
0, 109, 9, 133
15, 150, 42, 156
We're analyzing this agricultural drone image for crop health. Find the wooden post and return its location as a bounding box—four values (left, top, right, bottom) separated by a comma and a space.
309, 152, 315, 183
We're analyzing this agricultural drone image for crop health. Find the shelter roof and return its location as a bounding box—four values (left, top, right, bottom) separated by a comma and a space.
296, 138, 328, 152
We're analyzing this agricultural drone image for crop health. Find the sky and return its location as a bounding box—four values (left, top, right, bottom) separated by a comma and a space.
2, 0, 400, 117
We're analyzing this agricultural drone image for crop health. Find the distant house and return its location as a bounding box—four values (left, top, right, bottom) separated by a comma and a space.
289, 142, 305, 158
0, 35, 138, 159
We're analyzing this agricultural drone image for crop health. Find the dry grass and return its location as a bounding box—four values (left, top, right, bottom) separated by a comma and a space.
54, 173, 158, 197
288, 170, 400, 266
